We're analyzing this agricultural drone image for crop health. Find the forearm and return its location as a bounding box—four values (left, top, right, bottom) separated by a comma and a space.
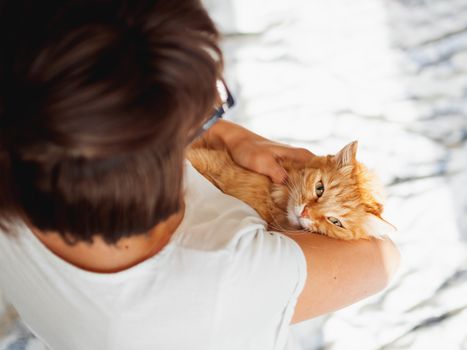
189, 119, 313, 183
286, 232, 401, 323
193, 119, 264, 151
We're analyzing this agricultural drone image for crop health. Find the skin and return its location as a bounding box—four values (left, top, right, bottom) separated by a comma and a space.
30, 207, 185, 273
200, 120, 315, 184
31, 119, 401, 323
285, 232, 400, 324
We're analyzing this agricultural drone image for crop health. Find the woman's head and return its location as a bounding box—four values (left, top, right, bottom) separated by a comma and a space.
0, 0, 222, 244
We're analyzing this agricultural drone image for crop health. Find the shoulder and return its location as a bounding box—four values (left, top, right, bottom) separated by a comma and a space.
214, 228, 307, 346
175, 161, 268, 251
179, 161, 306, 266
178, 161, 307, 288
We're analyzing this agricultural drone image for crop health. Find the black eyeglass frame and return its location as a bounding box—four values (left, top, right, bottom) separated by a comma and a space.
188, 80, 235, 143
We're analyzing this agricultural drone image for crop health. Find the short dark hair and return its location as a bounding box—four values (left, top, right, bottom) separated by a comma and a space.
0, 0, 222, 245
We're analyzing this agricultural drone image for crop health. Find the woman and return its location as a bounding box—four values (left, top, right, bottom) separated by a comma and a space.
0, 0, 400, 349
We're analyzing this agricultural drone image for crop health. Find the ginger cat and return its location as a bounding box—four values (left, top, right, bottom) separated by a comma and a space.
187, 141, 395, 240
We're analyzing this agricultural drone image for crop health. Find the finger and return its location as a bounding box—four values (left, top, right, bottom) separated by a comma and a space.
254, 154, 289, 184
271, 164, 289, 184
273, 146, 315, 163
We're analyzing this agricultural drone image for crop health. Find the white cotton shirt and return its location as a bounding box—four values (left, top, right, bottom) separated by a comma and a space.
0, 162, 307, 350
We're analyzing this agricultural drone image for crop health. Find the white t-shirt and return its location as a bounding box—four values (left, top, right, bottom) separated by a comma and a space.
0, 162, 307, 350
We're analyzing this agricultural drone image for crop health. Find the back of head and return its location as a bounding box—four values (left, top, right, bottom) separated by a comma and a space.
0, 0, 222, 244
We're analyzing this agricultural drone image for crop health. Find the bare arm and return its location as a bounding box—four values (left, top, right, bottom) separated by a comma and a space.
191, 119, 313, 183
284, 232, 400, 324
193, 121, 401, 321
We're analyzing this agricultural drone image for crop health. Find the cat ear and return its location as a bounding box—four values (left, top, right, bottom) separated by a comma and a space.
335, 141, 358, 168
363, 214, 397, 239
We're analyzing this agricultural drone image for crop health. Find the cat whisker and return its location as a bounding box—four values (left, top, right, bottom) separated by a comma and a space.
282, 175, 294, 190
268, 224, 307, 235
283, 181, 298, 206
284, 176, 300, 197
266, 208, 292, 233
265, 206, 309, 235
268, 217, 289, 233
285, 175, 304, 205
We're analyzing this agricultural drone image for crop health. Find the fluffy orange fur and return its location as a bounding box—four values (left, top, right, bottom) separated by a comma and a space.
186, 141, 395, 240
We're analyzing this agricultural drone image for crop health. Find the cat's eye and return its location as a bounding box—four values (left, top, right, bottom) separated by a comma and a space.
315, 181, 325, 197
328, 217, 343, 227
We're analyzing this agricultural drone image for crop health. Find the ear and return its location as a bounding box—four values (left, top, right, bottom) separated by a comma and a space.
335, 141, 358, 168
362, 214, 397, 239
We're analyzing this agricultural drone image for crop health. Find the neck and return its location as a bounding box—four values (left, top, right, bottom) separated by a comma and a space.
29, 204, 185, 273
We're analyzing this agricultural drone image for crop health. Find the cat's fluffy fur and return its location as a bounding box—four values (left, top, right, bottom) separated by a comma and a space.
187, 141, 395, 240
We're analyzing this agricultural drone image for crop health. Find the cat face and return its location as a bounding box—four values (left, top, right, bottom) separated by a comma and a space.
286, 141, 395, 240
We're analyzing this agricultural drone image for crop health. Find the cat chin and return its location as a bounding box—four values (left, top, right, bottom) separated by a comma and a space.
299, 217, 312, 230
285, 212, 306, 231
286, 200, 305, 226
287, 211, 300, 227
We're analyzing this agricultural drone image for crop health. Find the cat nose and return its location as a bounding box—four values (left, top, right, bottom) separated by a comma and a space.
300, 206, 309, 218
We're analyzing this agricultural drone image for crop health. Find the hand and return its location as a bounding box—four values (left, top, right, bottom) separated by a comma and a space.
202, 120, 314, 184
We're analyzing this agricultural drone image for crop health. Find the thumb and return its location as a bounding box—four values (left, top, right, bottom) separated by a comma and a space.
273, 146, 315, 163
257, 155, 288, 184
